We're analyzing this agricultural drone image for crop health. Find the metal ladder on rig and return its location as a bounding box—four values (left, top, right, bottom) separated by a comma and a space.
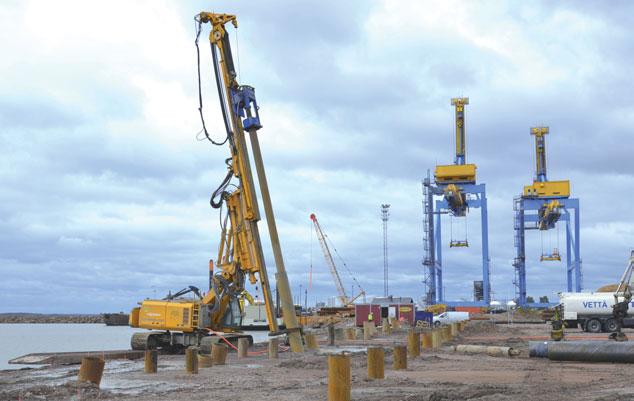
512, 197, 525, 301
421, 179, 435, 305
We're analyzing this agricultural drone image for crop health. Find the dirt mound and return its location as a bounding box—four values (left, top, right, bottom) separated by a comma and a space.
2, 381, 103, 401
463, 321, 497, 336
420, 384, 520, 401
597, 284, 619, 292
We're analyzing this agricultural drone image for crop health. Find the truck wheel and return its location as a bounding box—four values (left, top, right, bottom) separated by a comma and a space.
604, 318, 617, 332
434, 321, 441, 328
586, 318, 602, 333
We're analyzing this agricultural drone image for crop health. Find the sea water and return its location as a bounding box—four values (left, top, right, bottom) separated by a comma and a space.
0, 323, 270, 370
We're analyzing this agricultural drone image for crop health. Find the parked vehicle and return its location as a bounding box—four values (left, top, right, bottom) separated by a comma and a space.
433, 311, 469, 326
560, 292, 634, 333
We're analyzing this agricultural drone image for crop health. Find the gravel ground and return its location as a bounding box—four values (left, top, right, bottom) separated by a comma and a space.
2, 322, 634, 401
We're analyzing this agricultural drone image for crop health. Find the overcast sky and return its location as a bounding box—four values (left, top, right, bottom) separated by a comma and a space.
1, 0, 633, 313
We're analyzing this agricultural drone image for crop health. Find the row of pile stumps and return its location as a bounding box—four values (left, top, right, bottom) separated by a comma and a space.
74, 319, 466, 400
326, 318, 467, 401
74, 336, 280, 386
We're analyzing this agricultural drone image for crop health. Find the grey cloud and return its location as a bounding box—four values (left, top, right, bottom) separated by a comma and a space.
1, 1, 633, 313
0, 96, 82, 129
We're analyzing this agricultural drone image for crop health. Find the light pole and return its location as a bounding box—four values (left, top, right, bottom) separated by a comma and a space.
381, 204, 391, 297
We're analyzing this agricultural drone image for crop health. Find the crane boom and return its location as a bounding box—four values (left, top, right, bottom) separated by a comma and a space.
310, 214, 349, 305
522, 127, 570, 198
451, 97, 468, 165
614, 251, 634, 302
531, 127, 549, 182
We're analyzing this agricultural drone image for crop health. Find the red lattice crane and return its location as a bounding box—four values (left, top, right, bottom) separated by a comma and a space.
310, 213, 365, 306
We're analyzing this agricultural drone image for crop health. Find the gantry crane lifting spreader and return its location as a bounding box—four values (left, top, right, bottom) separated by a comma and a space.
513, 127, 581, 307
310, 214, 365, 306
128, 12, 304, 353
422, 98, 491, 306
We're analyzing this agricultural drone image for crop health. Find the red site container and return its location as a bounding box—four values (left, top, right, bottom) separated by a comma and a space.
354, 304, 381, 327
395, 304, 415, 325
355, 303, 415, 326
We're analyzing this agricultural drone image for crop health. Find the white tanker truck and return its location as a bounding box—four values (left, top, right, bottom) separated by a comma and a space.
559, 292, 634, 333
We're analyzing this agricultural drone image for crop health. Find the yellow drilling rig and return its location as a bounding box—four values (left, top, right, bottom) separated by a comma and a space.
128, 12, 304, 353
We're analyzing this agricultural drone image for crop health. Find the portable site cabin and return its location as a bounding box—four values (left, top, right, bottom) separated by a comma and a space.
354, 296, 415, 327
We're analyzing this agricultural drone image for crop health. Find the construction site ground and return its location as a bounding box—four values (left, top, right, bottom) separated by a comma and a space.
2, 322, 634, 401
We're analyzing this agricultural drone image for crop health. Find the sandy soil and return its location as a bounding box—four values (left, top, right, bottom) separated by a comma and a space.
2, 322, 634, 401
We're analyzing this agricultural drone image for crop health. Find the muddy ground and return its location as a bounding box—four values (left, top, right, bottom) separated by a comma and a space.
2, 322, 634, 401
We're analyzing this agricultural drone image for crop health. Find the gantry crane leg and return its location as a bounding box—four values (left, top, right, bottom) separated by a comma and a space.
480, 189, 491, 305
433, 183, 490, 306
435, 206, 443, 303
513, 198, 581, 307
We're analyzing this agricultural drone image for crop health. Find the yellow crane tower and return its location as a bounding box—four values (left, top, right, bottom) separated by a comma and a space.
423, 97, 491, 306
513, 126, 582, 307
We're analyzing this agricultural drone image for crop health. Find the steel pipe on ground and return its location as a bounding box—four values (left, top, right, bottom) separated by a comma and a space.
528, 341, 549, 358
269, 338, 279, 359
453, 344, 520, 357
547, 341, 634, 363
328, 325, 335, 346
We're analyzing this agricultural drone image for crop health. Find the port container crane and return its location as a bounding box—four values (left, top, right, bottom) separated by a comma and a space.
513, 127, 581, 307
128, 12, 304, 353
310, 213, 365, 306
422, 98, 491, 306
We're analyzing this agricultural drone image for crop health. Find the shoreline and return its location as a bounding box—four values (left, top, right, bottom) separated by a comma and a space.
0, 314, 105, 324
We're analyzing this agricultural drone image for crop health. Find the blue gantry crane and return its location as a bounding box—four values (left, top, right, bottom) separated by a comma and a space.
513, 127, 582, 307
423, 98, 491, 306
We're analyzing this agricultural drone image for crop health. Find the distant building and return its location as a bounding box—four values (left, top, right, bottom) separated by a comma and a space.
327, 296, 341, 307
355, 295, 416, 327
369, 296, 414, 306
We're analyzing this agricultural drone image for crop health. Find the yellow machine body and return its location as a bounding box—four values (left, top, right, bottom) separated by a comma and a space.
523, 180, 570, 198
131, 300, 199, 333
434, 164, 477, 184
